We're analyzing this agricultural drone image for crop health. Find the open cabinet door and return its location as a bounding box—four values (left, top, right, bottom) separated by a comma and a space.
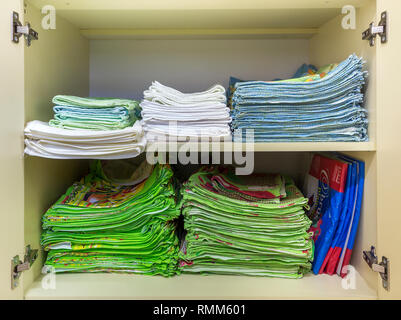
0, 0, 25, 299
376, 0, 401, 299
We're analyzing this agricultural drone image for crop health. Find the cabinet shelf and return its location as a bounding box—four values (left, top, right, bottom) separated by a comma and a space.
25, 273, 376, 300
30, 0, 364, 40
23, 142, 376, 160
29, 0, 366, 11
147, 141, 376, 152
81, 28, 318, 40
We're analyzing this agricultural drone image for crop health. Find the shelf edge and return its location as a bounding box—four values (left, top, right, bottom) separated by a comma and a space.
81, 28, 319, 40
145, 141, 377, 152
25, 273, 377, 300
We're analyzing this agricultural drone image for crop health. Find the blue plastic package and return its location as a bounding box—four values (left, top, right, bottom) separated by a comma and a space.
304, 153, 349, 274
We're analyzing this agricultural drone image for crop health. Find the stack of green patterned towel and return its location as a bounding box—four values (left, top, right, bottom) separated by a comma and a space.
41, 161, 180, 276
179, 166, 314, 278
24, 95, 146, 159
49, 95, 141, 131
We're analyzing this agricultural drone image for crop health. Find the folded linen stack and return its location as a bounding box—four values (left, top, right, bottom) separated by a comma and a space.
24, 120, 146, 159
49, 95, 141, 131
41, 161, 181, 276
231, 54, 368, 142
179, 166, 314, 278
24, 95, 146, 159
140, 81, 232, 141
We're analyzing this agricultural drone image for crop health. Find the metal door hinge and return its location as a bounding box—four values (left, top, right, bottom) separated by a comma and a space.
11, 245, 38, 289
362, 11, 387, 47
12, 11, 38, 47
363, 246, 389, 291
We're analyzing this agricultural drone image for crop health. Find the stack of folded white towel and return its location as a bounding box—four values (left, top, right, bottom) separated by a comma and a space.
140, 81, 232, 141
24, 121, 146, 159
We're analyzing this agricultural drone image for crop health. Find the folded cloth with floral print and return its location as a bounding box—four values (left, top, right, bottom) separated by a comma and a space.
41, 161, 181, 276
179, 166, 313, 278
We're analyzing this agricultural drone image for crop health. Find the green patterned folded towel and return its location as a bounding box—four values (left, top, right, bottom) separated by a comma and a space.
49, 96, 141, 130
179, 166, 314, 278
41, 162, 180, 276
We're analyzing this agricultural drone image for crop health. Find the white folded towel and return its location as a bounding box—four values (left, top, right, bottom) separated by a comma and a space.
25, 120, 143, 141
24, 120, 146, 159
145, 131, 232, 142
141, 81, 232, 141
143, 81, 227, 106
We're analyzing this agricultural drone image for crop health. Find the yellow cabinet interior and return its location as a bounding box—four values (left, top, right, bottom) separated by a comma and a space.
1, 0, 400, 300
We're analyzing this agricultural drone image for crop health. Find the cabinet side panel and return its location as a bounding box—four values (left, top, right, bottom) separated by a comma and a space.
376, 0, 401, 299
309, 3, 377, 292
23, 2, 89, 293
0, 0, 24, 300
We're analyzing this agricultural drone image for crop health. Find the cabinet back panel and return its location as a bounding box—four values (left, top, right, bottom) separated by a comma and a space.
90, 39, 309, 99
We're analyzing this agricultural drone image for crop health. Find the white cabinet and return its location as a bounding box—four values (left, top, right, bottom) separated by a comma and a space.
0, 0, 400, 299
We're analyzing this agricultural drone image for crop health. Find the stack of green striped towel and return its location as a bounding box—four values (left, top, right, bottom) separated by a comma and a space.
179, 166, 314, 278
24, 95, 146, 159
49, 95, 141, 131
41, 161, 180, 276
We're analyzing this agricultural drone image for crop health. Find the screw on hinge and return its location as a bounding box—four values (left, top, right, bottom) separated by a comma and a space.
11, 245, 38, 289
12, 11, 38, 46
362, 11, 387, 47
363, 246, 389, 291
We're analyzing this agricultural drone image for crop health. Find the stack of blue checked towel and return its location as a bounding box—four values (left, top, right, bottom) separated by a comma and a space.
231, 54, 368, 142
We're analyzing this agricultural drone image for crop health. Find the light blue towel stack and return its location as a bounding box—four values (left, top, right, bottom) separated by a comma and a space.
231, 54, 368, 142
49, 96, 141, 131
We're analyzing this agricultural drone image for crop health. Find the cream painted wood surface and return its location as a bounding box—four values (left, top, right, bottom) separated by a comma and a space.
20, 0, 399, 300
25, 273, 376, 300
28, 0, 364, 37
90, 39, 310, 99
28, 0, 367, 10
81, 29, 318, 40
376, 0, 401, 299
145, 142, 376, 153
0, 0, 25, 299
310, 1, 378, 293
23, 2, 90, 293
